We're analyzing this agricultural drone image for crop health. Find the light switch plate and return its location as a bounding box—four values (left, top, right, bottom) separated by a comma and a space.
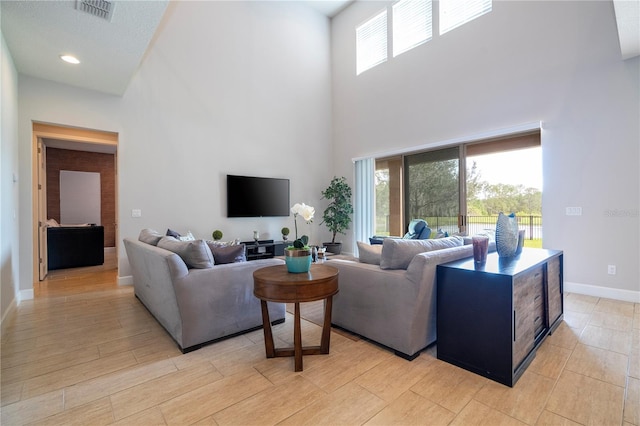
565, 207, 582, 216
132, 209, 142, 218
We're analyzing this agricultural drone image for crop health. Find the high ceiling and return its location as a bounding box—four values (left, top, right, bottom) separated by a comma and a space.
0, 0, 352, 96
1, 0, 635, 98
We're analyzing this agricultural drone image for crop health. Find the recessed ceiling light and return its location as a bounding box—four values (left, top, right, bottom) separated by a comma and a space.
60, 55, 80, 64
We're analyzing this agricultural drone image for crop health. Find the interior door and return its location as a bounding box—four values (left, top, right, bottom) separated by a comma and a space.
37, 139, 48, 280
403, 146, 464, 235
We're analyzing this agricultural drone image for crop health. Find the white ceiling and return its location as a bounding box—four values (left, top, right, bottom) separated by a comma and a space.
1, 0, 170, 96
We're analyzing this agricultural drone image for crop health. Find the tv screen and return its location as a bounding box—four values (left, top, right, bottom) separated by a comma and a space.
227, 175, 290, 217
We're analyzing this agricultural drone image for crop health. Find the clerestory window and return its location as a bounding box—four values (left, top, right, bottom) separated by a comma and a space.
356, 10, 388, 75
440, 0, 492, 35
356, 0, 492, 75
393, 0, 432, 57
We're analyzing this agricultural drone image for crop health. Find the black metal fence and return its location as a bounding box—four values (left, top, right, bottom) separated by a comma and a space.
428, 215, 543, 240
378, 215, 543, 240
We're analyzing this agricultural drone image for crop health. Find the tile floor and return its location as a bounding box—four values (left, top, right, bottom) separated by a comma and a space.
0, 261, 638, 425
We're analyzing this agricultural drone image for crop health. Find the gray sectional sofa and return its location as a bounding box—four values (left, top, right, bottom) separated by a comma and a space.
329, 236, 494, 360
124, 230, 285, 352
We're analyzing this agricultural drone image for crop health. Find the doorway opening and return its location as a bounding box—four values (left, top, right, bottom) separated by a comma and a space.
32, 123, 119, 282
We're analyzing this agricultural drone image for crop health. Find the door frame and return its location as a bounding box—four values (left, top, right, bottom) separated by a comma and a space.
31, 122, 119, 283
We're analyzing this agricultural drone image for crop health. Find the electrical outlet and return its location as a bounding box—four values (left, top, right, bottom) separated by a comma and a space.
566, 207, 582, 216
607, 265, 616, 275
132, 209, 142, 218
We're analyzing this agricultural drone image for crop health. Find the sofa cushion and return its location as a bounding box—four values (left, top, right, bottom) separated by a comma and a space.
357, 241, 382, 265
139, 228, 164, 246
207, 242, 246, 264
380, 236, 464, 270
158, 236, 214, 269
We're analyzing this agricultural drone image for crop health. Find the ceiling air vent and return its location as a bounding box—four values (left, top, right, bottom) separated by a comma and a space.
76, 0, 114, 21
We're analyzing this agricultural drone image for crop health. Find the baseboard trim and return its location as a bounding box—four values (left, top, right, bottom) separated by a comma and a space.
118, 275, 133, 286
565, 281, 640, 303
20, 289, 34, 302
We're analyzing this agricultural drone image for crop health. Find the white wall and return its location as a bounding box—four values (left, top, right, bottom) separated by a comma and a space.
0, 30, 20, 324
1, 30, 20, 322
16, 1, 333, 287
331, 1, 639, 300
17, 79, 122, 295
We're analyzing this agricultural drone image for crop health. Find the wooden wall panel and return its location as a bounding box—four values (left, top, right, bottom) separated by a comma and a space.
46, 148, 116, 247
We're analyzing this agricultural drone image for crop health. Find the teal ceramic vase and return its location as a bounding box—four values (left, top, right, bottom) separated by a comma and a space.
285, 249, 312, 273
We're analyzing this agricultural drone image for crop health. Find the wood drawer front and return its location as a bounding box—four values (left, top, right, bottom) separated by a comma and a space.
547, 257, 563, 325
513, 268, 541, 368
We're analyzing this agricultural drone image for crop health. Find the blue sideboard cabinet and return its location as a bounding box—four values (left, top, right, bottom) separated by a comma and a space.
436, 248, 563, 387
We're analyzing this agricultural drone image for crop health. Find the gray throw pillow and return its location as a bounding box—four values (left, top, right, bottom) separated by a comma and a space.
380, 236, 464, 270
357, 241, 382, 265
138, 228, 163, 246
157, 236, 214, 269
206, 242, 246, 264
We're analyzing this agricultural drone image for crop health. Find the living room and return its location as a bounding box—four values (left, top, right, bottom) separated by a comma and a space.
1, 0, 638, 424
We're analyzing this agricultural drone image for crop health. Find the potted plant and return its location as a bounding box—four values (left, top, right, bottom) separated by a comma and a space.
320, 176, 353, 254
285, 203, 315, 273
281, 227, 290, 241
212, 230, 223, 241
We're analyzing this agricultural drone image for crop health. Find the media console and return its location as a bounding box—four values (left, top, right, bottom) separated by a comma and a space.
241, 239, 289, 261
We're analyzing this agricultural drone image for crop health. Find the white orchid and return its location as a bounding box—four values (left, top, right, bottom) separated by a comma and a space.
291, 203, 315, 223
290, 203, 315, 248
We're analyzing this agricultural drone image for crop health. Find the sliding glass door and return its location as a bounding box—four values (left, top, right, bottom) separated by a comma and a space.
404, 146, 464, 235
371, 130, 541, 240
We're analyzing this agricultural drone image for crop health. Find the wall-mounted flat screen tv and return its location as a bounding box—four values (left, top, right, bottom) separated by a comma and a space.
227, 174, 290, 217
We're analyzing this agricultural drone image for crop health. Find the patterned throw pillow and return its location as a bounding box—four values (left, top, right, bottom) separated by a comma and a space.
207, 238, 242, 247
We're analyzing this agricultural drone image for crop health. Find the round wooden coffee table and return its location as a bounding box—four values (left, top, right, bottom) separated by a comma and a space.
253, 264, 339, 372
